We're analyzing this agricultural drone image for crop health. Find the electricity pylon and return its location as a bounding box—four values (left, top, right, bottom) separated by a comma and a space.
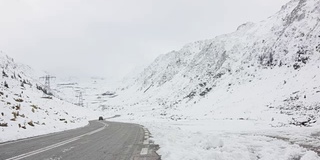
40, 75, 56, 95
76, 91, 84, 107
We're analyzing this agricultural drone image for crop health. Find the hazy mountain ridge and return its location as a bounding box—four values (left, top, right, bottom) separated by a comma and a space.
114, 0, 320, 125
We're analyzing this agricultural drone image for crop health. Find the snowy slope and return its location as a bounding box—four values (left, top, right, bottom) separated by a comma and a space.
0, 53, 97, 142
108, 0, 320, 126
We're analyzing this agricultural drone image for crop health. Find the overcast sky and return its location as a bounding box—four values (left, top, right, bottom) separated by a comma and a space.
0, 0, 290, 79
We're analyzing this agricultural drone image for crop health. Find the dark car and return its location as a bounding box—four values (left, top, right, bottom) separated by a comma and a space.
98, 116, 104, 121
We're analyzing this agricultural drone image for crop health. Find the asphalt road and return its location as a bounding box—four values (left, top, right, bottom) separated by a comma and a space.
0, 121, 159, 160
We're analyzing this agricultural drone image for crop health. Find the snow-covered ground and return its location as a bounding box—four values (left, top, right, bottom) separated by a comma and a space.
147, 121, 320, 160
98, 107, 320, 160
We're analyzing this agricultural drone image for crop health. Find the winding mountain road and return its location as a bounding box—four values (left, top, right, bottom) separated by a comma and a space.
0, 121, 160, 160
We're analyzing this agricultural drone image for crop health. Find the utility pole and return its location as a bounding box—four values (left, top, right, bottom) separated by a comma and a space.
76, 91, 84, 107
40, 75, 56, 95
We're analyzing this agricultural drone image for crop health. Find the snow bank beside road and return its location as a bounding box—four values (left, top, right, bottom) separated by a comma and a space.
106, 113, 320, 160
143, 120, 320, 160
0, 97, 97, 143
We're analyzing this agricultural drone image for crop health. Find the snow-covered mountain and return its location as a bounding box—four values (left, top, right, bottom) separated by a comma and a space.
93, 1, 320, 159
0, 53, 96, 142
108, 0, 320, 126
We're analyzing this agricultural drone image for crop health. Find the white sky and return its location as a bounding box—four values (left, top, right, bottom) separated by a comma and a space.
0, 0, 290, 78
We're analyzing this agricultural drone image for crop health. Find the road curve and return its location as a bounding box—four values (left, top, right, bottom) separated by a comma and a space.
0, 120, 160, 160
